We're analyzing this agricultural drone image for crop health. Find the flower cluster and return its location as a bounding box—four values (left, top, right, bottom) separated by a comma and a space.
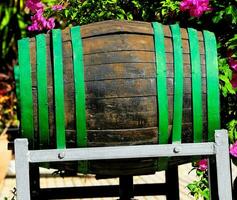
52, 5, 63, 11
26, 0, 60, 31
180, 0, 211, 17
26, 0, 44, 13
28, 9, 55, 31
196, 159, 208, 171
230, 141, 237, 157
228, 58, 237, 88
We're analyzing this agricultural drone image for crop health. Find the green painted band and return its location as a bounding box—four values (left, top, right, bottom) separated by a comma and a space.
71, 26, 88, 173
170, 24, 183, 143
152, 22, 169, 170
71, 26, 87, 148
152, 22, 169, 145
18, 38, 34, 148
188, 28, 203, 142
36, 34, 49, 148
52, 29, 66, 149
203, 31, 220, 141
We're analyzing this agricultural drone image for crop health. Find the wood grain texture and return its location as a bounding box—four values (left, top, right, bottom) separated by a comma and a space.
60, 20, 204, 41
23, 20, 211, 176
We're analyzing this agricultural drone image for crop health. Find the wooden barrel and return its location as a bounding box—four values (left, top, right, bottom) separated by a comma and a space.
15, 20, 220, 176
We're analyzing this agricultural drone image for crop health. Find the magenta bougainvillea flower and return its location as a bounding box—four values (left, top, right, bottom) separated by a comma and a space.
52, 5, 63, 11
230, 141, 237, 157
46, 18, 56, 30
231, 73, 237, 88
26, 0, 56, 31
228, 58, 237, 88
229, 58, 237, 71
197, 159, 208, 171
26, 0, 44, 12
180, 0, 211, 17
28, 9, 55, 31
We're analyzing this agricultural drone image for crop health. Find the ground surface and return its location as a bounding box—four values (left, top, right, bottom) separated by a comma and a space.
1, 162, 237, 200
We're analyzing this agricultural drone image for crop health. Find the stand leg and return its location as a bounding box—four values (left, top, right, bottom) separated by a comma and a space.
233, 177, 237, 200
208, 157, 218, 200
119, 176, 134, 200
166, 165, 179, 200
14, 139, 30, 200
215, 130, 232, 200
30, 164, 40, 199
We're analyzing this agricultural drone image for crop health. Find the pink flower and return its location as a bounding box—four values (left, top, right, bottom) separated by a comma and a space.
228, 58, 237, 71
52, 5, 63, 11
28, 9, 55, 31
231, 73, 237, 88
230, 141, 237, 157
46, 18, 55, 30
180, 0, 211, 17
228, 58, 237, 88
197, 159, 208, 171
26, 0, 44, 12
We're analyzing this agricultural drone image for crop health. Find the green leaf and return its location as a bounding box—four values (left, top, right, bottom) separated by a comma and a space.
0, 9, 10, 30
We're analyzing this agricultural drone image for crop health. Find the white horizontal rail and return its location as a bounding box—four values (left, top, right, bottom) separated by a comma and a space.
25, 142, 216, 163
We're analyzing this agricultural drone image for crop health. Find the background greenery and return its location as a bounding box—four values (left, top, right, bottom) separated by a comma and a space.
0, 0, 28, 133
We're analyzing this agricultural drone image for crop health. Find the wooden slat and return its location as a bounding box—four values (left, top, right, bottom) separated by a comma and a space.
31, 62, 207, 85
72, 52, 206, 66
61, 34, 205, 55
88, 127, 157, 146
60, 20, 204, 41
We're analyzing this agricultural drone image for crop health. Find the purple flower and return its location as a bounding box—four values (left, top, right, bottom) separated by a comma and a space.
52, 5, 63, 11
180, 0, 211, 17
26, 0, 44, 12
227, 58, 237, 88
197, 159, 208, 171
231, 73, 237, 88
228, 58, 237, 71
46, 18, 55, 30
28, 9, 55, 31
230, 141, 237, 157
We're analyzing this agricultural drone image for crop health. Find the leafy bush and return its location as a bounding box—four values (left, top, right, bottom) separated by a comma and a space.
0, 0, 28, 133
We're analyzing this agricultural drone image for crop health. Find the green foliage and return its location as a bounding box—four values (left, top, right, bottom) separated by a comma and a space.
187, 167, 209, 200
227, 119, 237, 144
218, 58, 235, 97
44, 0, 137, 27
212, 1, 237, 25
0, 0, 28, 68
226, 34, 237, 59
0, 0, 28, 133
156, 0, 180, 23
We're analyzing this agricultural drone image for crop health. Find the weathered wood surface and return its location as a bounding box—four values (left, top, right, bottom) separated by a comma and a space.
28, 20, 208, 176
